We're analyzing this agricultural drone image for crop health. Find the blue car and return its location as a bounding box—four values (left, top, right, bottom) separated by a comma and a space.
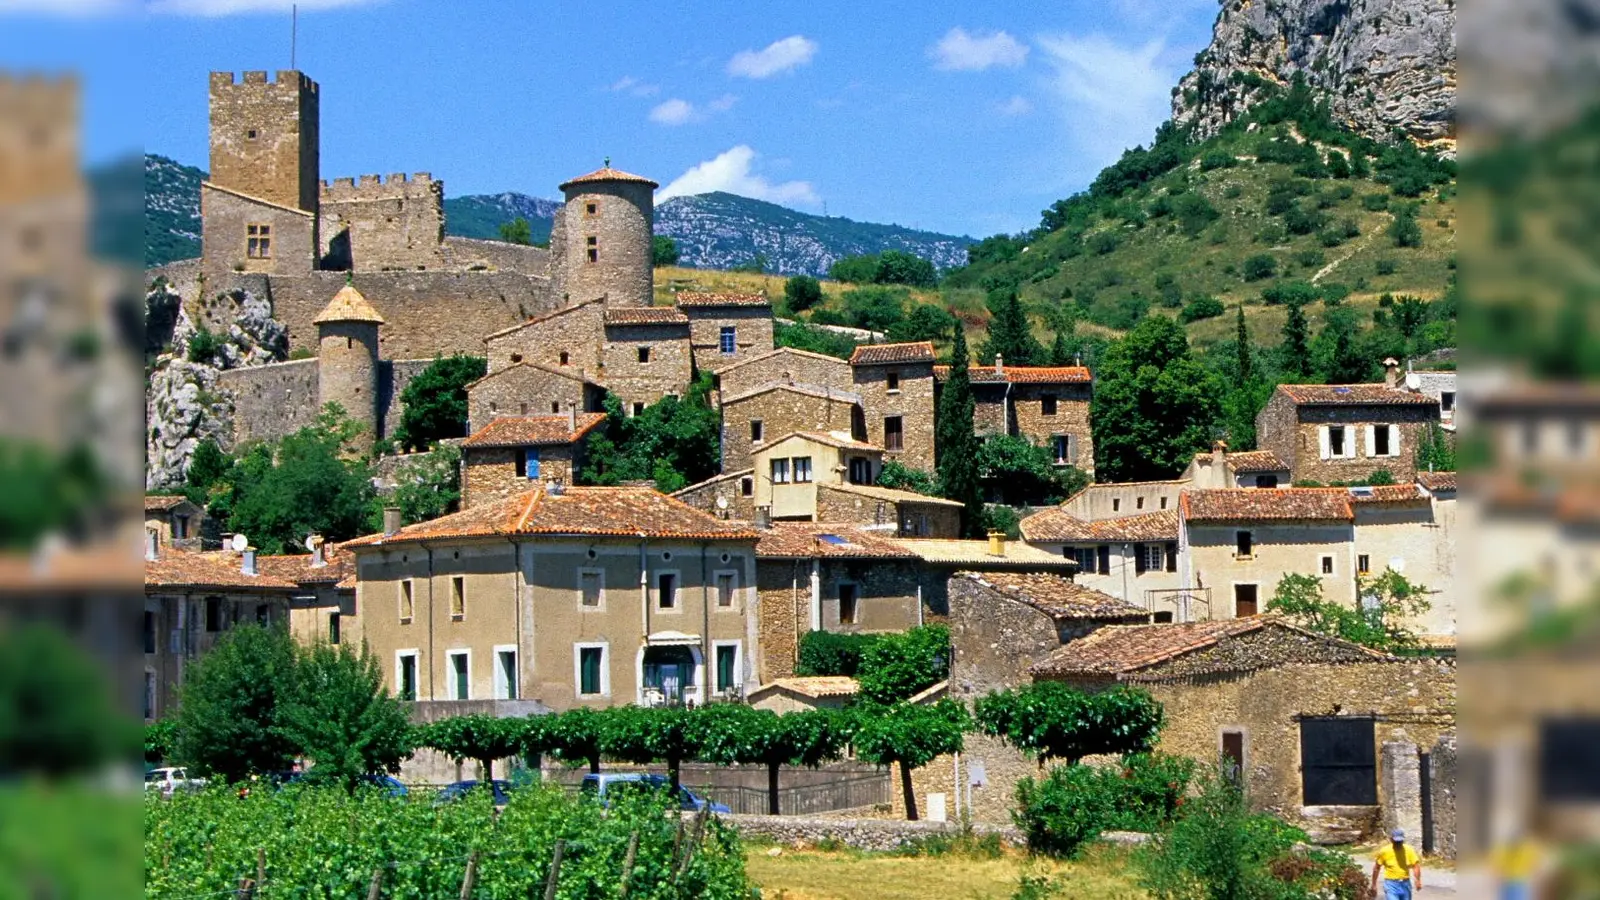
436, 779, 514, 806
579, 773, 731, 813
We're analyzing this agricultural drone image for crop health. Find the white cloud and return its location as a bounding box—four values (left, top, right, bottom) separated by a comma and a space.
930, 27, 1029, 71
727, 35, 818, 79
609, 76, 660, 97
649, 99, 696, 126
997, 95, 1033, 117
147, 0, 383, 13
1035, 33, 1175, 166
658, 145, 819, 207
0, 0, 135, 15
707, 93, 738, 113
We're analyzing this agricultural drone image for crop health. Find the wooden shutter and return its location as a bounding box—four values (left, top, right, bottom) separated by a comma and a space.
1166, 542, 1178, 572
1388, 425, 1401, 457
1318, 426, 1331, 460
1364, 426, 1376, 458
1135, 546, 1148, 575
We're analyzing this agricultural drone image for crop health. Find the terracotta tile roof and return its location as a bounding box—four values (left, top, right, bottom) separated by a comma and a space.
768, 430, 882, 453
675, 291, 770, 308
1475, 382, 1600, 414
820, 482, 966, 508
957, 571, 1147, 621
144, 494, 191, 513
558, 165, 659, 190
0, 545, 142, 593
934, 365, 1092, 384
748, 676, 860, 701
849, 342, 935, 366
754, 523, 918, 560
1028, 616, 1384, 678
463, 361, 608, 392
1276, 383, 1437, 406
891, 538, 1076, 568
312, 283, 385, 325
482, 298, 604, 342
344, 485, 759, 547
721, 381, 863, 407
603, 306, 689, 326
463, 414, 607, 449
1347, 484, 1428, 504
1021, 509, 1178, 543
671, 468, 754, 497
145, 549, 300, 591
711, 346, 849, 375
1180, 489, 1354, 522
255, 547, 355, 587
1417, 471, 1457, 493
1191, 449, 1290, 473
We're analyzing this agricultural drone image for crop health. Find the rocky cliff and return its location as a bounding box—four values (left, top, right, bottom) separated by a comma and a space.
1173, 0, 1455, 149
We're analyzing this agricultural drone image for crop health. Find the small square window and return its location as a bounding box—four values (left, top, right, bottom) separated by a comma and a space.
1042, 395, 1058, 416
638, 346, 650, 364
750, 420, 764, 442
551, 401, 561, 414
884, 416, 904, 452
1236, 531, 1253, 558
1112, 498, 1121, 512
632, 402, 645, 417
559, 351, 570, 365
586, 202, 597, 215
1357, 554, 1371, 576
246, 128, 258, 139
246, 223, 272, 259
716, 572, 737, 608
1137, 496, 1145, 510
1441, 391, 1455, 412
580, 570, 603, 608
770, 458, 791, 484
793, 456, 813, 483
886, 372, 900, 392
740, 476, 754, 497
839, 584, 859, 625
720, 327, 737, 355
1320, 555, 1335, 576
657, 572, 678, 610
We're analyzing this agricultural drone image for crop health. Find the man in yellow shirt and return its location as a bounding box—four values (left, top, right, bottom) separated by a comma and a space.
1371, 829, 1422, 899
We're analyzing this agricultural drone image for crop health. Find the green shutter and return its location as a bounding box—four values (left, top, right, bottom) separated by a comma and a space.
717, 647, 736, 691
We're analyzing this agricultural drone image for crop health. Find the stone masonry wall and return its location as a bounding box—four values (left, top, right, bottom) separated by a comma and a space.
753, 558, 924, 682
319, 172, 445, 272
202, 186, 316, 276
378, 359, 433, 441
485, 301, 604, 375
462, 445, 578, 508
442, 236, 551, 274
717, 348, 852, 400
971, 385, 1009, 436
217, 358, 320, 448
208, 70, 319, 214
467, 365, 601, 434
1013, 383, 1094, 474
685, 307, 775, 373
602, 324, 693, 409
1288, 406, 1439, 484
557, 182, 653, 307
814, 487, 961, 538
855, 362, 936, 473
721, 813, 1022, 851
756, 558, 809, 681
721, 390, 861, 475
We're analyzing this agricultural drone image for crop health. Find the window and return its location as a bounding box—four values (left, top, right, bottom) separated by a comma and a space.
524, 448, 541, 480
1328, 426, 1347, 458
1320, 555, 1335, 576
246, 128, 258, 139
637, 346, 650, 364
174, 514, 189, 539
1234, 584, 1259, 617
886, 372, 900, 392
1165, 542, 1178, 573
838, 583, 859, 625
770, 458, 790, 484
1222, 730, 1245, 787
632, 402, 645, 416
510, 353, 523, 363
1153, 611, 1174, 624
1113, 498, 1121, 512
328, 613, 341, 645
144, 671, 157, 720
848, 456, 872, 485
1357, 554, 1371, 576
1041, 394, 1058, 416
585, 202, 597, 215
450, 576, 465, 620
397, 652, 418, 701
719, 326, 737, 355
884, 416, 904, 452
750, 420, 764, 443
716, 572, 737, 608
246, 223, 271, 259
1255, 474, 1279, 488
1539, 718, 1600, 801
715, 644, 739, 693
1096, 545, 1111, 576
449, 651, 470, 700
1142, 544, 1164, 573
586, 236, 598, 264
579, 569, 603, 608
1137, 496, 1146, 510
792, 456, 813, 483
399, 580, 415, 622
739, 476, 754, 497
577, 645, 607, 696
495, 647, 518, 700
656, 572, 678, 610
204, 597, 221, 632
1236, 531, 1253, 559
559, 351, 570, 366
255, 603, 271, 627
1321, 425, 1354, 460
143, 611, 157, 654
1441, 391, 1455, 412
1072, 547, 1097, 573
1372, 425, 1393, 457
1053, 435, 1072, 465
550, 401, 561, 414
1299, 716, 1377, 805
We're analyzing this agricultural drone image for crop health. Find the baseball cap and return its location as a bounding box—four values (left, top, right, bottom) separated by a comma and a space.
1391, 829, 1406, 841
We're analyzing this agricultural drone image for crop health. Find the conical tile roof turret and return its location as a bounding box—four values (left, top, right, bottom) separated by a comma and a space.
313, 279, 385, 325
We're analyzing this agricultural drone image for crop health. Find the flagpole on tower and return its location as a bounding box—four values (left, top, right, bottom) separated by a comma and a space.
291, 4, 298, 70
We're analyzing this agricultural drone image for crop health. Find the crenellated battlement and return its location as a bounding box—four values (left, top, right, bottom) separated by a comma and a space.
209, 70, 319, 93
320, 172, 440, 202
0, 72, 80, 100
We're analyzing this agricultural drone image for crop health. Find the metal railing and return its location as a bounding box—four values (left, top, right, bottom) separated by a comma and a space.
1145, 587, 1213, 621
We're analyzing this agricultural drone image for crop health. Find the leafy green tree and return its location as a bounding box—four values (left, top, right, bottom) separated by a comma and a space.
888, 303, 959, 344
1218, 379, 1274, 450
1389, 206, 1423, 248
1266, 570, 1431, 652
1050, 329, 1076, 367
380, 441, 461, 526
1280, 301, 1312, 379
1090, 317, 1222, 482
874, 250, 938, 288
774, 321, 859, 360
1234, 306, 1253, 381
795, 631, 880, 677
828, 254, 880, 284
419, 715, 525, 782
184, 438, 232, 505
1313, 307, 1371, 384
783, 275, 823, 312
651, 235, 681, 267
0, 441, 105, 552
532, 707, 609, 774
498, 217, 532, 245
579, 374, 720, 492
1242, 254, 1277, 281
1391, 295, 1430, 341
852, 700, 970, 821
839, 286, 909, 333
876, 460, 937, 495
1259, 280, 1321, 307
697, 706, 851, 814
145, 718, 178, 765
0, 624, 131, 777
979, 288, 1044, 366
935, 328, 984, 536
174, 624, 300, 783
600, 705, 707, 794
279, 641, 413, 790
392, 354, 488, 452
977, 435, 1087, 506
1415, 423, 1456, 472
856, 625, 950, 706
1179, 295, 1225, 324
974, 682, 1164, 765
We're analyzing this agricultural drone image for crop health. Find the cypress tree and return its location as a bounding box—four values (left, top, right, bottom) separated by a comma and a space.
936, 327, 984, 537
1050, 329, 1075, 367
1234, 305, 1252, 381
978, 288, 1043, 366
1280, 301, 1311, 379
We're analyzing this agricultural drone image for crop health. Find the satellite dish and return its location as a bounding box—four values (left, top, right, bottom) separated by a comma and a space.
230, 534, 249, 552
715, 496, 729, 510
1405, 372, 1421, 390
304, 534, 323, 552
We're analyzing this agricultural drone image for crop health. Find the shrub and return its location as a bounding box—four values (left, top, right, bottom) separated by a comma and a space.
796, 630, 879, 677
1362, 192, 1391, 211
1087, 231, 1122, 255
1200, 150, 1236, 171
1375, 257, 1398, 276
185, 325, 224, 365
1180, 295, 1226, 323
1174, 193, 1221, 236
1317, 229, 1346, 248
1242, 254, 1278, 281
1260, 280, 1319, 307
857, 625, 951, 706
1389, 208, 1423, 248
877, 460, 936, 494
1015, 754, 1194, 858
1293, 248, 1325, 269
1282, 204, 1327, 236
783, 275, 823, 312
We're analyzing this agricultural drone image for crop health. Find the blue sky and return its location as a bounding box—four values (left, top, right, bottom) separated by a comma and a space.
3, 0, 1220, 237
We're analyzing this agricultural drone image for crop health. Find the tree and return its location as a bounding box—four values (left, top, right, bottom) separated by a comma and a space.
852, 700, 970, 821
1050, 329, 1076, 367
184, 438, 232, 505
600, 705, 707, 794
839, 286, 909, 333
145, 718, 178, 765
1180, 296, 1225, 324
1313, 307, 1371, 384
652, 235, 681, 267
875, 460, 937, 495
1266, 571, 1431, 652
1280, 301, 1311, 379
0, 624, 131, 777
795, 631, 880, 677
979, 288, 1044, 366
977, 435, 1087, 506
887, 304, 959, 344
534, 707, 609, 774
874, 250, 938, 288
498, 217, 532, 245
974, 682, 1164, 765
1242, 254, 1277, 281
174, 624, 300, 783
1090, 317, 1223, 482
1234, 306, 1253, 381
579, 374, 720, 492
392, 354, 488, 452
935, 328, 984, 536
381, 441, 461, 526
783, 275, 823, 312
419, 715, 525, 782
856, 625, 950, 706
1391, 295, 1430, 341
1415, 422, 1456, 472
1389, 207, 1423, 248
278, 641, 413, 790
697, 706, 851, 814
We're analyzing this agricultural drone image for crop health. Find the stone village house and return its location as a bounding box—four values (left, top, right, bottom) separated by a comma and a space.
935, 360, 1096, 478
1256, 364, 1443, 486
459, 412, 608, 508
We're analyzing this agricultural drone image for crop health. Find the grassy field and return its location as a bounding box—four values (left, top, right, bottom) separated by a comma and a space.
744, 845, 1147, 900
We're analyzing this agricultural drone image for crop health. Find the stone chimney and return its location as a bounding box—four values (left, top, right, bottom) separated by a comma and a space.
383, 507, 402, 537
754, 506, 772, 530
1213, 438, 1228, 463
567, 404, 577, 433
241, 547, 257, 576
987, 531, 1006, 557
994, 354, 1004, 376
1384, 358, 1401, 388
309, 535, 325, 568
145, 528, 159, 561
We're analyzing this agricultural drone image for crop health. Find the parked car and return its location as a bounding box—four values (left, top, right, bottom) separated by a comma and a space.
579, 773, 731, 813
144, 767, 206, 798
435, 779, 513, 806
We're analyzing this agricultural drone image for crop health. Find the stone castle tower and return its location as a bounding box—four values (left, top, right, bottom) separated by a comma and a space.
208, 70, 321, 217
313, 281, 383, 452
550, 162, 657, 307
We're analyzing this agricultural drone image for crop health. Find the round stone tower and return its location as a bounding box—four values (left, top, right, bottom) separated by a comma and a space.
313, 280, 384, 452
556, 160, 658, 307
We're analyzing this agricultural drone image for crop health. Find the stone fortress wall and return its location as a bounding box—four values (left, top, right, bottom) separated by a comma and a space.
319, 172, 445, 271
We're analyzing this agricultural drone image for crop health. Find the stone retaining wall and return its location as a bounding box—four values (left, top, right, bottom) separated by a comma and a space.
717, 813, 1024, 852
